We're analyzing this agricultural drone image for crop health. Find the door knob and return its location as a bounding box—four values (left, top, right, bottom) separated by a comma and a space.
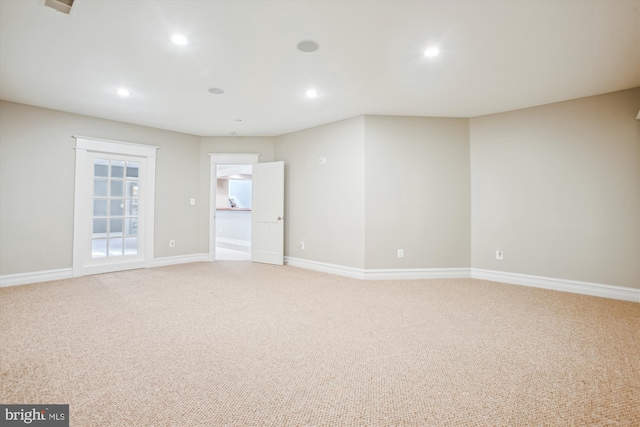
277, 216, 282, 220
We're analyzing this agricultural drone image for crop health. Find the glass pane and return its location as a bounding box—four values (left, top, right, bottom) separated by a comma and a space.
93, 219, 107, 238
111, 161, 125, 178
125, 218, 139, 236
93, 179, 108, 197
126, 162, 139, 178
126, 181, 139, 198
111, 180, 124, 198
110, 219, 123, 237
109, 238, 123, 256
124, 237, 138, 255
93, 200, 108, 217
110, 199, 124, 216
126, 199, 139, 217
94, 159, 109, 177
92, 239, 107, 258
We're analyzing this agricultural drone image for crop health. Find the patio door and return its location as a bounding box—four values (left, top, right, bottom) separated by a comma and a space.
73, 137, 157, 277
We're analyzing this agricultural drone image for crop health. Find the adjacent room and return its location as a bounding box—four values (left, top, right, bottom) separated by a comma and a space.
1, 1, 638, 426
215, 164, 253, 261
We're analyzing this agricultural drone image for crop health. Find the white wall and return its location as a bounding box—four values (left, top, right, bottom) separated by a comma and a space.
2, 89, 638, 291
275, 117, 366, 269
216, 210, 252, 243
470, 88, 640, 289
364, 115, 470, 269
0, 100, 201, 275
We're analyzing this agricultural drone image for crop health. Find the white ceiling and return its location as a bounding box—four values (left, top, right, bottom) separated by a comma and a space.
1, 0, 638, 137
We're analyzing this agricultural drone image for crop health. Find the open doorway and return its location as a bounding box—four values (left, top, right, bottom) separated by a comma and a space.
215, 164, 252, 261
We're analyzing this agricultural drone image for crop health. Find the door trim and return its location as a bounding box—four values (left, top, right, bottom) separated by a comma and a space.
208, 153, 260, 261
72, 136, 158, 277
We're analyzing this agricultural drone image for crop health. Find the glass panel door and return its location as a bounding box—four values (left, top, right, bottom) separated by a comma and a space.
92, 158, 140, 259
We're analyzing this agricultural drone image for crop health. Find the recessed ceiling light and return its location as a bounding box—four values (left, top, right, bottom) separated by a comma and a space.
297, 40, 319, 53
116, 88, 132, 97
424, 46, 440, 58
208, 88, 225, 95
171, 34, 188, 45
305, 89, 318, 99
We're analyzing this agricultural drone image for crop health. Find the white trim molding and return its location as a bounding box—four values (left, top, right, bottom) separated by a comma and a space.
1, 254, 210, 288
285, 257, 365, 279
364, 268, 471, 280
3, 259, 637, 304
284, 257, 639, 302
73, 135, 159, 156
0, 268, 73, 288
153, 253, 210, 268
471, 269, 640, 303
284, 257, 471, 281
209, 153, 261, 165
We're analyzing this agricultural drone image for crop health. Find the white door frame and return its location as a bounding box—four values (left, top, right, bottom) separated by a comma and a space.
73, 136, 158, 277
208, 153, 260, 261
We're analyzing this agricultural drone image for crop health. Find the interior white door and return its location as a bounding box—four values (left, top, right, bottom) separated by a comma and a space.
251, 161, 284, 265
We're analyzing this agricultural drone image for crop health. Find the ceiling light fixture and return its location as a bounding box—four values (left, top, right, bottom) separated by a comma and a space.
208, 88, 225, 95
305, 89, 318, 99
116, 88, 132, 97
171, 34, 188, 46
297, 40, 319, 53
424, 46, 440, 58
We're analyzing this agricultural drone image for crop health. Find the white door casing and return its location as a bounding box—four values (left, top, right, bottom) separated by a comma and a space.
73, 136, 157, 277
251, 161, 284, 265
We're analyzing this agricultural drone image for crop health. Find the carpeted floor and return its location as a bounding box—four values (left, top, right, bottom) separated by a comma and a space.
1, 262, 639, 426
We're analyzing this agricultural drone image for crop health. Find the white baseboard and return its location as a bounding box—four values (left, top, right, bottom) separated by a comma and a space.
285, 257, 365, 279
285, 257, 639, 302
0, 268, 73, 288
284, 257, 470, 281
3, 258, 637, 303
471, 269, 639, 303
0, 254, 211, 288
364, 268, 471, 280
153, 253, 210, 267
216, 237, 250, 248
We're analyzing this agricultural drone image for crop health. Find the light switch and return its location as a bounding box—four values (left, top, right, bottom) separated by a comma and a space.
190, 198, 196, 205
318, 157, 327, 165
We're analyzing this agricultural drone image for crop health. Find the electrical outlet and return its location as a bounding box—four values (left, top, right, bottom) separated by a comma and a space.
397, 249, 404, 258
190, 198, 196, 205
299, 241, 305, 250
318, 157, 327, 165
169, 240, 176, 248
496, 249, 503, 260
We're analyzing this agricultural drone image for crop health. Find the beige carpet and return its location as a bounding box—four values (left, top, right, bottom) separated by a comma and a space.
1, 262, 638, 426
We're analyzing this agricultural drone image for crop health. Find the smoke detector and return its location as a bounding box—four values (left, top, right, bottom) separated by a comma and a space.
44, 0, 75, 14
